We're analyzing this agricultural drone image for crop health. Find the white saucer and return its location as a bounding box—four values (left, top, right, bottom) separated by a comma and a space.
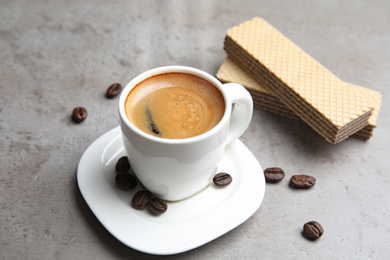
77, 126, 265, 255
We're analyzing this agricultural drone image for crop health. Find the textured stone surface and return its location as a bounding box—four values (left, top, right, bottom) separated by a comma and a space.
1, 0, 390, 259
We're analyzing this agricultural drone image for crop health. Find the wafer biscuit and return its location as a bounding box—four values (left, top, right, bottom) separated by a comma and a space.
224, 17, 374, 143
225, 46, 372, 142
217, 57, 382, 140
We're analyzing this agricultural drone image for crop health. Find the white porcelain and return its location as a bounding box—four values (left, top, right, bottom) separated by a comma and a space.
77, 126, 265, 255
119, 66, 253, 201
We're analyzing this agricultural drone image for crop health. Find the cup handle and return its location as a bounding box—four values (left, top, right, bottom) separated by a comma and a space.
223, 83, 253, 145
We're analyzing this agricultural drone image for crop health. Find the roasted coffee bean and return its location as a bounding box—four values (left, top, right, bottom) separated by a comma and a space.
72, 107, 87, 123
115, 173, 137, 190
131, 190, 152, 209
148, 197, 168, 215
213, 172, 232, 186
290, 174, 316, 188
303, 221, 324, 240
115, 156, 130, 172
106, 83, 122, 98
264, 167, 285, 183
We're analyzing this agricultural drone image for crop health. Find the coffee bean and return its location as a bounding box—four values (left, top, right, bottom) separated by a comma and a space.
115, 156, 130, 172
148, 197, 168, 215
106, 83, 122, 98
131, 190, 152, 210
72, 107, 87, 123
303, 221, 324, 240
115, 173, 137, 190
264, 167, 285, 183
213, 172, 232, 186
290, 174, 316, 188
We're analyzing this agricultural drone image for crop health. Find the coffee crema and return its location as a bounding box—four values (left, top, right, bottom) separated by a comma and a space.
125, 72, 225, 139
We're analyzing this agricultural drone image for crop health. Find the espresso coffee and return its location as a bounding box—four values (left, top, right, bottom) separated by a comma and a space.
124, 73, 225, 139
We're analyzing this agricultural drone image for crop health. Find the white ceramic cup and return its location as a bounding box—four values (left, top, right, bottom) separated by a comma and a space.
119, 66, 253, 201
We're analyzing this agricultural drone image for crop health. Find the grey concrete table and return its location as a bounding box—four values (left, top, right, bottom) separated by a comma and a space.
1, 0, 389, 259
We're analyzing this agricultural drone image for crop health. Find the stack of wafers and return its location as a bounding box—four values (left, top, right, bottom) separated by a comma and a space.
217, 17, 382, 143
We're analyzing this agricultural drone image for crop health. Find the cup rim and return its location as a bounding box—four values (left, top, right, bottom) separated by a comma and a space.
119, 65, 231, 144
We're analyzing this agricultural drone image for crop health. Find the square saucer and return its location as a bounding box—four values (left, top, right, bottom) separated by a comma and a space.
77, 126, 265, 255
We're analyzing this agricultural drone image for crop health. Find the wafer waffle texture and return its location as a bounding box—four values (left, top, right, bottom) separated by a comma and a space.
224, 17, 376, 144
216, 57, 382, 140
